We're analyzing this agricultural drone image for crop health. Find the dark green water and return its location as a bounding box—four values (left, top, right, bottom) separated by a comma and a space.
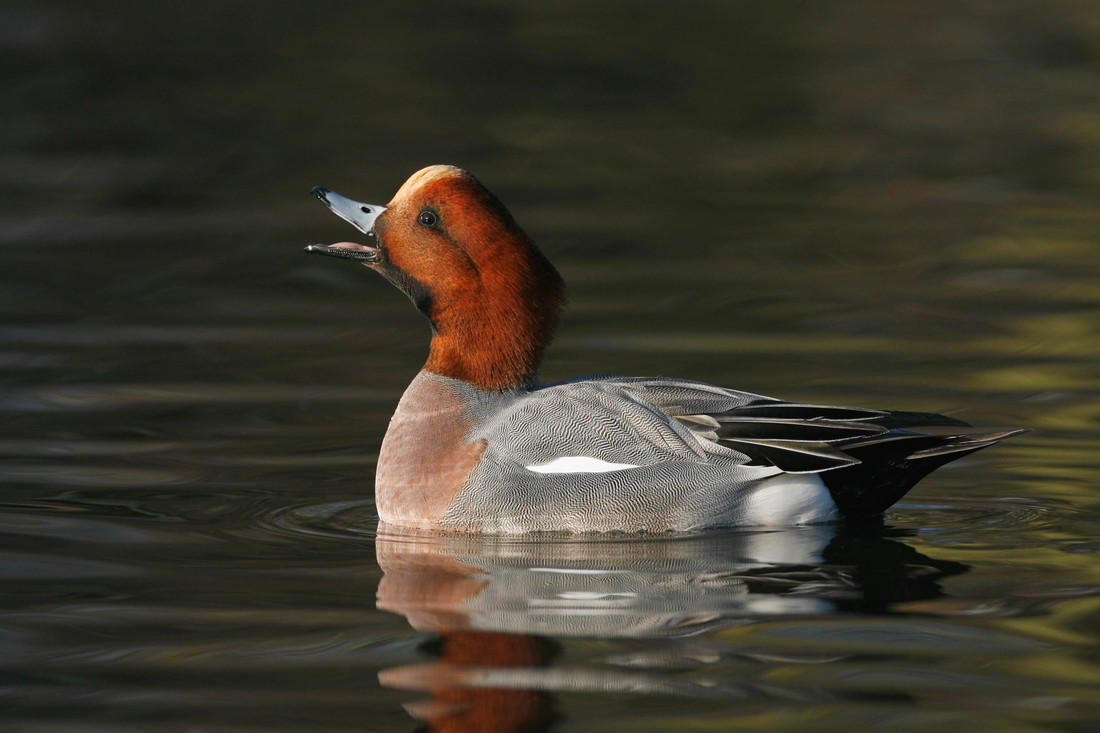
3, 2, 1099, 730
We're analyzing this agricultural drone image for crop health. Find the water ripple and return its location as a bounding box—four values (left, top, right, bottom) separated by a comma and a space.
258, 498, 379, 542
896, 495, 1061, 536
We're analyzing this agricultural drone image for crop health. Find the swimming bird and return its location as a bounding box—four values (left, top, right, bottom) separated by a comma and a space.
306, 165, 1021, 533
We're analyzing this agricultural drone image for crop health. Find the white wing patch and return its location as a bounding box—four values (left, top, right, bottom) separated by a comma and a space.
526, 456, 640, 474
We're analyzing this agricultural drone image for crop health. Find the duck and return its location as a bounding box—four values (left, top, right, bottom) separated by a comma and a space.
305, 165, 1022, 534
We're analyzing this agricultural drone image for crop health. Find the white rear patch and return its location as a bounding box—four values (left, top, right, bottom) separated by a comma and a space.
526, 456, 640, 474
742, 473, 839, 526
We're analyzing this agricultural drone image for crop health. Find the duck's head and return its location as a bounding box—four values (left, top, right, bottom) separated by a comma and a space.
308, 165, 565, 391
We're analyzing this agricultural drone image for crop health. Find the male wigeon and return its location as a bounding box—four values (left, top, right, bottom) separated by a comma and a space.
306, 165, 1021, 533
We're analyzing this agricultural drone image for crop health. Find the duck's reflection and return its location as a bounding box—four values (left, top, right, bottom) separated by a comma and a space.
376, 523, 965, 731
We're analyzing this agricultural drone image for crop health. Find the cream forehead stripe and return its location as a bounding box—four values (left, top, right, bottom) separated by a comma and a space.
390, 165, 468, 202
526, 457, 640, 474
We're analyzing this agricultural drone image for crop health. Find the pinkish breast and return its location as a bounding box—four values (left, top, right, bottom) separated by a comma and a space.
375, 371, 487, 530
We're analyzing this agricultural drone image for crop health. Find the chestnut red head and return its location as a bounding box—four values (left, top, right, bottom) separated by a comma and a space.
308, 165, 565, 391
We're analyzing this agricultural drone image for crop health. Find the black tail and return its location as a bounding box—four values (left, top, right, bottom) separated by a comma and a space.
698, 402, 1026, 517
818, 427, 1026, 516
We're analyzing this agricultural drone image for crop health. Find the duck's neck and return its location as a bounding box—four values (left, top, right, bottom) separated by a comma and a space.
425, 324, 545, 392
423, 252, 564, 393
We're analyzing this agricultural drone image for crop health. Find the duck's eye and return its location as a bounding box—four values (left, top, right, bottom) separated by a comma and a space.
417, 210, 438, 228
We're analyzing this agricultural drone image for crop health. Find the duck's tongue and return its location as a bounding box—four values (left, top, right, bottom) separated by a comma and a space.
305, 240, 379, 262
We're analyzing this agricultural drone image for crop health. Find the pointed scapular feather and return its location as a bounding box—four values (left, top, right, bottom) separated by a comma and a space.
711, 416, 887, 443
719, 437, 861, 473
874, 409, 974, 429
730, 402, 889, 421
904, 429, 1028, 460
676, 414, 721, 428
